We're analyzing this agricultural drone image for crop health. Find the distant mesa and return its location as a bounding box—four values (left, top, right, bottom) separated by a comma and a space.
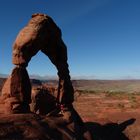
30, 79, 42, 86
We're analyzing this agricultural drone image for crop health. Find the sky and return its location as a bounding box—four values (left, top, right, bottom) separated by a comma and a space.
0, 0, 140, 79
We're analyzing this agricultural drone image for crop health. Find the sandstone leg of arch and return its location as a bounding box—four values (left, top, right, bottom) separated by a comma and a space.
10, 66, 31, 113
41, 39, 74, 105
11, 66, 31, 103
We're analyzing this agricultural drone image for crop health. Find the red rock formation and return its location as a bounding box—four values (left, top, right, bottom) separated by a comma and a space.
12, 13, 74, 106
2, 13, 74, 113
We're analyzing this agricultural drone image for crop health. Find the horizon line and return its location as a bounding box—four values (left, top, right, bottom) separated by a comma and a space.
1, 73, 140, 80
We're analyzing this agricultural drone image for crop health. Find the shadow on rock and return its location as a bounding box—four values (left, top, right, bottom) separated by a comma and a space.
86, 118, 136, 140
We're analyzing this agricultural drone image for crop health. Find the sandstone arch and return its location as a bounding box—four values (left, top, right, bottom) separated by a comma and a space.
3, 13, 74, 113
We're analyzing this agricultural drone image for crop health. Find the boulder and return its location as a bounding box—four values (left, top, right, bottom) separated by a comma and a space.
30, 86, 56, 115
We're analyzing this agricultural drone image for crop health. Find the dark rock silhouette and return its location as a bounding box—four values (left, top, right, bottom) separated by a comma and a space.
30, 86, 56, 115
0, 112, 92, 140
86, 118, 136, 140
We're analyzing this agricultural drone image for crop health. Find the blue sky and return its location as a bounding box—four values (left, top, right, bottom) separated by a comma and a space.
0, 0, 140, 79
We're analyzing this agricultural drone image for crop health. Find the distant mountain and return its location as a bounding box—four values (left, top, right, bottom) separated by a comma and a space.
30, 79, 42, 86
0, 74, 8, 78
29, 74, 58, 80
0, 74, 58, 80
1, 75, 140, 93
72, 79, 140, 93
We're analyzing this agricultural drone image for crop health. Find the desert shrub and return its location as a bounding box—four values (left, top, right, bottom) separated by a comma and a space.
75, 89, 97, 94
105, 90, 127, 98
118, 103, 125, 108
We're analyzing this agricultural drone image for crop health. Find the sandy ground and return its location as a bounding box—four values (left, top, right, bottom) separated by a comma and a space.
74, 93, 140, 140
